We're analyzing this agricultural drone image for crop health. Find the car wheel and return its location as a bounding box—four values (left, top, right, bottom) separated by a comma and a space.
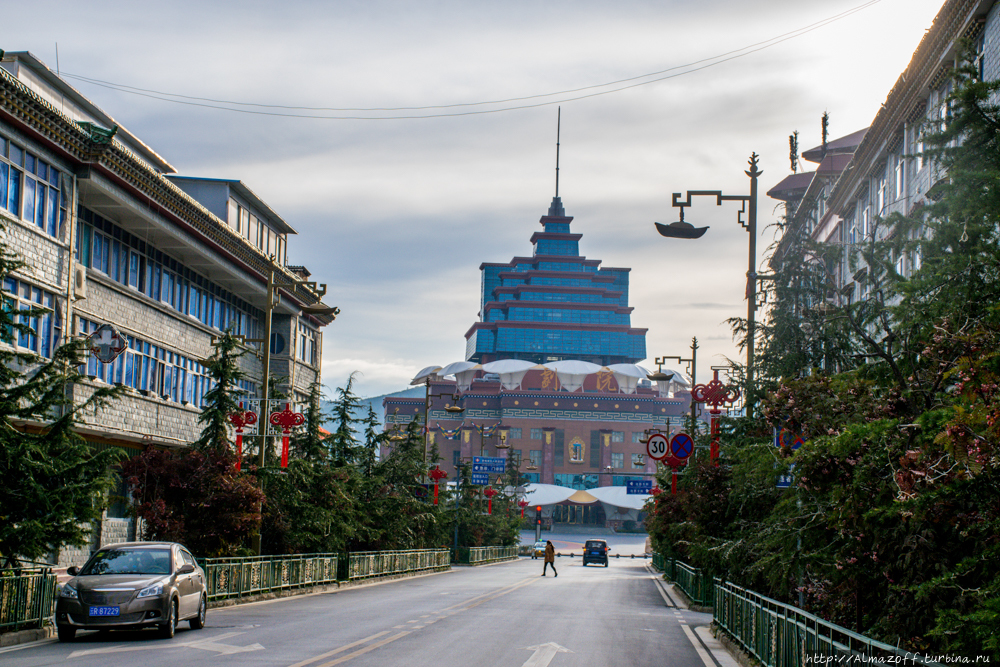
604, 561, 609, 567
57, 625, 76, 642
189, 595, 207, 630
158, 599, 178, 639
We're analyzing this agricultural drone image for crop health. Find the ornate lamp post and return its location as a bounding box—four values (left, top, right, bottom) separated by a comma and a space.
648, 337, 699, 434
518, 499, 529, 518
654, 153, 762, 418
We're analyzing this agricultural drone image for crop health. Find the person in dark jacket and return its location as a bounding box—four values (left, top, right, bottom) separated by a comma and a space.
542, 540, 557, 577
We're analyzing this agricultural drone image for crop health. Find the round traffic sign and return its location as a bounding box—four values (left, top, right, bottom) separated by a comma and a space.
646, 433, 669, 461
670, 433, 694, 460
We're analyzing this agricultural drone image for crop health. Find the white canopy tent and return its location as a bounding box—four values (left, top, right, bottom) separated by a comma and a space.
543, 360, 606, 393
481, 359, 541, 391
436, 361, 482, 392
606, 363, 652, 394
410, 365, 442, 385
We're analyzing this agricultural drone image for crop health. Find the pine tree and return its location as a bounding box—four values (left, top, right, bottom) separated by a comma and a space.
192, 331, 247, 453
291, 380, 328, 462
328, 372, 363, 466
0, 237, 124, 566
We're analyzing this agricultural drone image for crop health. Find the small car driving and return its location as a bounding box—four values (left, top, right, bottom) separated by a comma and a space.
531, 541, 547, 559
582, 539, 610, 566
55, 541, 207, 641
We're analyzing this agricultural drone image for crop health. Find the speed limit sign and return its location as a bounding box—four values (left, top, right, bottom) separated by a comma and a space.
646, 433, 669, 461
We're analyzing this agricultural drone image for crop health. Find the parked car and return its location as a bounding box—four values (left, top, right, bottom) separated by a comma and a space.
582, 539, 610, 567
55, 541, 207, 641
531, 541, 546, 559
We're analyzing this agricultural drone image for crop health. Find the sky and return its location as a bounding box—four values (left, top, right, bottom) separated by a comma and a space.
3, 0, 947, 399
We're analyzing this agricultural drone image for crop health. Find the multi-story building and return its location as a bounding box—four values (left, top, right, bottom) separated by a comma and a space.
769, 0, 1000, 313
385, 193, 690, 528
0, 51, 334, 563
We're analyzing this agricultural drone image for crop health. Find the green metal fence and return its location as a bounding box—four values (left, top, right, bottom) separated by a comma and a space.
651, 552, 665, 571
715, 580, 943, 666
202, 553, 339, 601
466, 546, 520, 564
0, 564, 57, 632
661, 557, 713, 607
347, 549, 450, 581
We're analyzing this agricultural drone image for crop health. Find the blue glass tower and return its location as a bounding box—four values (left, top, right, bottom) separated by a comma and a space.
465, 195, 647, 365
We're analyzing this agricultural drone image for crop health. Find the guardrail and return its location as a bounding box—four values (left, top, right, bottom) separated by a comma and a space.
347, 549, 450, 581
715, 580, 942, 666
465, 546, 519, 564
0, 564, 57, 633
651, 553, 665, 571
658, 556, 712, 607
202, 553, 338, 601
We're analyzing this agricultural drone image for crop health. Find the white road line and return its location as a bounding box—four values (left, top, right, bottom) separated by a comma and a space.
650, 574, 677, 607
680, 624, 716, 667
695, 626, 741, 667
66, 631, 260, 659
286, 631, 390, 667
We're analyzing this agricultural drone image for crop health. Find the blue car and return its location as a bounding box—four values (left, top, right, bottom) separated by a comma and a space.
582, 539, 610, 567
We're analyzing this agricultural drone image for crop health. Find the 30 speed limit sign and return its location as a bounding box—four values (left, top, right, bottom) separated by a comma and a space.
646, 433, 670, 461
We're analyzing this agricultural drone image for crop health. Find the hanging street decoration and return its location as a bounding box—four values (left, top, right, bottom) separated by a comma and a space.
269, 402, 305, 468
483, 486, 498, 515
228, 403, 259, 472
88, 323, 128, 364
428, 466, 448, 505
691, 369, 741, 466
518, 499, 529, 517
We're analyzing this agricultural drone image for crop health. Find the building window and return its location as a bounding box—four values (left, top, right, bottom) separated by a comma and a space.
2, 278, 61, 359
862, 207, 871, 239
611, 452, 624, 469
894, 155, 905, 200
508, 427, 522, 439
631, 453, 644, 469
511, 449, 522, 466
611, 431, 624, 443
530, 450, 542, 467
0, 138, 65, 238
530, 428, 543, 440
631, 432, 643, 443
297, 322, 317, 365
877, 176, 887, 214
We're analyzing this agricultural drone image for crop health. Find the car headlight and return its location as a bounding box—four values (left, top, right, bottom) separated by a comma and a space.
60, 584, 78, 599
137, 582, 164, 599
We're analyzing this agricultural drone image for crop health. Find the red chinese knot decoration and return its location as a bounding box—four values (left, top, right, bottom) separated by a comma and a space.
270, 403, 305, 468
483, 486, 498, 514
691, 369, 741, 467
228, 409, 259, 472
518, 499, 529, 517
429, 466, 448, 505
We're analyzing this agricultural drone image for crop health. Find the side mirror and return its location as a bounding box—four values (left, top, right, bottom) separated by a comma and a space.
177, 563, 196, 575
67, 566, 80, 577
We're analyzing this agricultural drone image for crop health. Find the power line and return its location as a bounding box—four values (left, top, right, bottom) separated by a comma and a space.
61, 0, 884, 121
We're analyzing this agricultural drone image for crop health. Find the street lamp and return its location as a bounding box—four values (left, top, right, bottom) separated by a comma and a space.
648, 336, 699, 434
654, 153, 762, 419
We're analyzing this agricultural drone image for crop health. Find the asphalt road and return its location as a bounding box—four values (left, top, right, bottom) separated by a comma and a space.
1, 558, 736, 667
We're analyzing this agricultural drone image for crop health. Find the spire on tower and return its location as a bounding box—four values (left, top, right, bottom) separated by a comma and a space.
547, 107, 565, 217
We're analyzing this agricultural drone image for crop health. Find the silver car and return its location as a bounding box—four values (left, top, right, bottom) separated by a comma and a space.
55, 541, 207, 641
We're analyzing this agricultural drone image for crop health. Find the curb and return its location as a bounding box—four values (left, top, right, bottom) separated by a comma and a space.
0, 627, 54, 648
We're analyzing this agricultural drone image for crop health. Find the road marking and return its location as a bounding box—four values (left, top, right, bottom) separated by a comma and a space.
453, 577, 538, 612
522, 642, 572, 667
650, 574, 677, 607
680, 624, 716, 667
312, 631, 410, 667
286, 631, 390, 667
67, 631, 263, 659
695, 626, 740, 667
0, 639, 57, 654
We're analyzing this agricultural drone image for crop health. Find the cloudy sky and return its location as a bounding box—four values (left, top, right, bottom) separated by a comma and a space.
4, 0, 945, 398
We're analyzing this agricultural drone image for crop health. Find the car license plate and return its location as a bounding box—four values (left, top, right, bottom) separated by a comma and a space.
590, 551, 600, 555
89, 606, 120, 617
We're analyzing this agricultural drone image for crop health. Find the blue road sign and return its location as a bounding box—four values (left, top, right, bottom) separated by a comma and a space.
670, 433, 694, 459
626, 479, 653, 494
472, 456, 506, 474
471, 473, 490, 485
776, 464, 796, 489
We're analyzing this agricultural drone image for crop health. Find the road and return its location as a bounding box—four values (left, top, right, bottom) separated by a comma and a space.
1, 558, 736, 667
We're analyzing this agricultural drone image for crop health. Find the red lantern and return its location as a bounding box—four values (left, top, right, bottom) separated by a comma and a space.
518, 499, 529, 517
269, 403, 305, 468
228, 409, 258, 472
483, 486, 498, 515
428, 466, 448, 505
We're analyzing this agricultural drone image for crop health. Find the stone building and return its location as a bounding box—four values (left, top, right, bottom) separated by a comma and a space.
0, 51, 334, 563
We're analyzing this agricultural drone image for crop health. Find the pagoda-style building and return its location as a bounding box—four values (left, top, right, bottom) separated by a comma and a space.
465, 194, 647, 365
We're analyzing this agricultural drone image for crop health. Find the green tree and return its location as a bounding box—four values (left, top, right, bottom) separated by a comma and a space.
192, 332, 247, 453
0, 239, 125, 566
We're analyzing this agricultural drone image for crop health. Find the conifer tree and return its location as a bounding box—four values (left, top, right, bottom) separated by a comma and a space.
291, 380, 328, 462
328, 372, 363, 466
192, 331, 247, 453
0, 238, 124, 566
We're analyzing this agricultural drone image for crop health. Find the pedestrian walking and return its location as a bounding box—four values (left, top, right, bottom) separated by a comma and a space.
542, 540, 557, 577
